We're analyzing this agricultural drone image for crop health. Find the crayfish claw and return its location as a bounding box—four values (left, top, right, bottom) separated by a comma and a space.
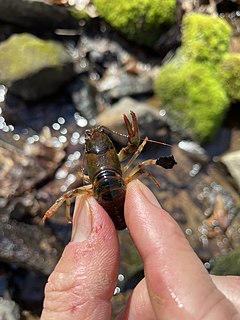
118, 111, 141, 162
156, 155, 177, 169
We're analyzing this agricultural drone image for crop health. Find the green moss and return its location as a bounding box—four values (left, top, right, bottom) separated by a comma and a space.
211, 250, 240, 276
181, 13, 232, 67
0, 33, 71, 84
154, 61, 230, 142
94, 0, 176, 47
69, 7, 91, 21
218, 53, 240, 101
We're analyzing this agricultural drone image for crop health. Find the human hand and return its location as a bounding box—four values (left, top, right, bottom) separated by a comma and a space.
41, 180, 240, 320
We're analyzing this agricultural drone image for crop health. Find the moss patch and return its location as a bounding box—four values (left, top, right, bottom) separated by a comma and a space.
181, 13, 232, 67
219, 53, 240, 101
211, 250, 240, 276
94, 0, 176, 47
154, 61, 229, 142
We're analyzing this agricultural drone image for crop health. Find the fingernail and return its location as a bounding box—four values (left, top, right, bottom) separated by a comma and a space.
71, 197, 92, 242
136, 180, 162, 208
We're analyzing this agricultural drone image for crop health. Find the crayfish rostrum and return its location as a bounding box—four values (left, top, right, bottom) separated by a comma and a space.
42, 111, 177, 230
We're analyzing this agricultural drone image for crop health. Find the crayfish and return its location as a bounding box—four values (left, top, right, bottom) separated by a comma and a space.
42, 111, 177, 230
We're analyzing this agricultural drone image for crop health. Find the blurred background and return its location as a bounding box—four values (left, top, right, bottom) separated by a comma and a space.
0, 0, 239, 318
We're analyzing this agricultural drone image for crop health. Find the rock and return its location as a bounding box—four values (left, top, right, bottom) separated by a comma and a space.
221, 150, 240, 191
141, 145, 240, 261
0, 33, 75, 100
0, 0, 78, 30
97, 71, 153, 100
96, 97, 170, 147
9, 270, 47, 315
0, 131, 66, 202
0, 218, 63, 275
0, 298, 20, 320
178, 140, 209, 163
70, 77, 98, 120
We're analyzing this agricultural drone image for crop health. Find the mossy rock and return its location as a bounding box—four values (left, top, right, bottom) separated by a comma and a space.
218, 53, 240, 101
154, 61, 230, 143
181, 13, 232, 67
0, 33, 75, 100
211, 249, 240, 276
94, 0, 176, 47
69, 7, 91, 21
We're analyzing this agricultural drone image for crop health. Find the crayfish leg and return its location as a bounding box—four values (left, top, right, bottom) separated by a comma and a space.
122, 137, 148, 174
42, 184, 93, 222
118, 111, 141, 162
124, 155, 177, 187
124, 159, 161, 188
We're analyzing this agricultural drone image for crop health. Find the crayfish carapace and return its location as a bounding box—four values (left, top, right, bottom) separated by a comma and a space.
42, 111, 177, 230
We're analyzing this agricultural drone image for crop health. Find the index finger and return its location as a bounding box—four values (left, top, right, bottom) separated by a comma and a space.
125, 180, 239, 320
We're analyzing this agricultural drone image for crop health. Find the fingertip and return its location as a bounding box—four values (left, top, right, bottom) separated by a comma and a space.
127, 179, 162, 208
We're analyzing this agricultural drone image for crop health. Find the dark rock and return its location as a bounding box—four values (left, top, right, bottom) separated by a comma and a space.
0, 0, 78, 30
0, 219, 63, 275
154, 24, 181, 57
9, 269, 47, 315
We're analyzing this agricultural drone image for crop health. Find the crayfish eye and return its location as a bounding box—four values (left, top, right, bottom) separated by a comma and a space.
85, 130, 91, 139
98, 126, 104, 133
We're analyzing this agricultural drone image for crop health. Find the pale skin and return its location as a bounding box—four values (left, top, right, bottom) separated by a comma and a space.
41, 180, 240, 320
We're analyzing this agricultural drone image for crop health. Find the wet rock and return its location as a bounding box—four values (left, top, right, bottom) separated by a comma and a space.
0, 131, 66, 204
0, 33, 75, 100
0, 0, 78, 30
9, 270, 47, 315
221, 150, 240, 191
3, 92, 77, 131
96, 97, 170, 147
141, 145, 240, 261
178, 140, 209, 163
97, 70, 153, 100
36, 156, 84, 225
70, 77, 98, 120
0, 297, 20, 320
0, 219, 63, 275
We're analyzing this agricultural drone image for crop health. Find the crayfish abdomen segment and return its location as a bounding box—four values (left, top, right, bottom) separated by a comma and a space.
93, 170, 126, 230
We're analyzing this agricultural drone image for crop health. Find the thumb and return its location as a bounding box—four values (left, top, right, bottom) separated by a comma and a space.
125, 180, 238, 320
41, 196, 119, 320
